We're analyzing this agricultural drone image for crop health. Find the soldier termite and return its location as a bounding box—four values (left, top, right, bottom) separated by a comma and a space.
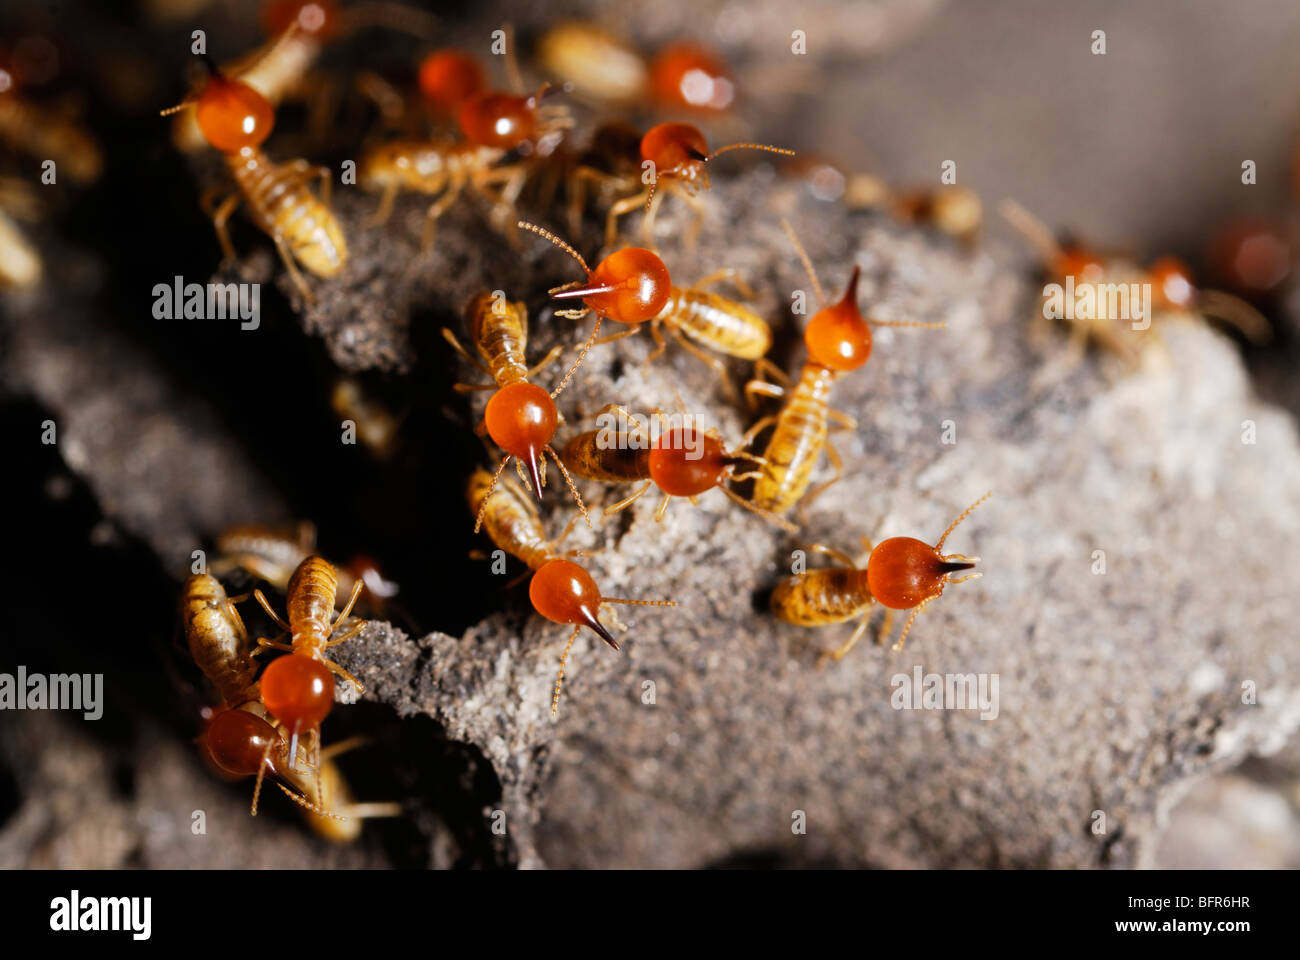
251, 555, 367, 774
182, 573, 396, 834
560, 404, 795, 532
160, 59, 346, 302
1001, 199, 1270, 367
599, 122, 794, 246
528, 558, 674, 718
771, 493, 989, 664
742, 220, 943, 517
445, 291, 599, 530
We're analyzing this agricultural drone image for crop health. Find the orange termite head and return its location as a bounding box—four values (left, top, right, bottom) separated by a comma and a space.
484, 381, 559, 499
167, 66, 275, 153
1147, 256, 1197, 310
458, 87, 557, 149
804, 266, 872, 371
1054, 244, 1104, 284
346, 554, 400, 600
418, 48, 487, 113
201, 707, 284, 779
1207, 217, 1292, 299
529, 558, 618, 648
259, 653, 335, 734
867, 494, 989, 611
639, 121, 710, 181
648, 43, 734, 111
262, 0, 341, 41
647, 428, 733, 496
568, 247, 672, 324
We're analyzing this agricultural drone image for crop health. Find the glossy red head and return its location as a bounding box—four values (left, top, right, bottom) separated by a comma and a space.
867, 537, 975, 610
418, 49, 486, 113
201, 708, 283, 777
260, 653, 335, 733
648, 428, 731, 496
484, 382, 558, 499
640, 122, 709, 180
458, 91, 537, 149
529, 559, 617, 648
1055, 245, 1105, 284
583, 248, 672, 323
193, 73, 275, 152
1207, 218, 1292, 298
649, 43, 733, 111
804, 266, 871, 370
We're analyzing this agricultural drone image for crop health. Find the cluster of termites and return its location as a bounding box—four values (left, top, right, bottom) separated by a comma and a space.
114, 2, 1291, 837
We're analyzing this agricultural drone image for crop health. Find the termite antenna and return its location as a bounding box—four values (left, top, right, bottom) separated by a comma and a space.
517, 221, 590, 274
547, 447, 592, 529
780, 218, 826, 307
891, 602, 927, 652
706, 141, 796, 163
936, 491, 992, 552
600, 596, 677, 607
643, 172, 660, 213
999, 198, 1061, 262
720, 485, 798, 533
549, 316, 602, 398
551, 625, 581, 719
872, 318, 948, 329
250, 734, 276, 816
275, 782, 349, 822
1196, 289, 1272, 343
474, 456, 513, 533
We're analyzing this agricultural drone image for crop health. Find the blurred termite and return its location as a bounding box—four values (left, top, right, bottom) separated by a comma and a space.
742, 220, 943, 517
160, 55, 345, 301
444, 291, 596, 531
590, 122, 794, 246
331, 375, 401, 460
183, 573, 398, 835
212, 522, 400, 618
170, 1, 438, 151
251, 555, 367, 774
0, 56, 102, 183
1002, 199, 1270, 367
528, 558, 675, 718
771, 494, 989, 663
0, 178, 41, 288
1206, 216, 1292, 304
359, 78, 573, 246
561, 404, 795, 532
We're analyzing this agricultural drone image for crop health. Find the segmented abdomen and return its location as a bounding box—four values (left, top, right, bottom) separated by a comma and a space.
468, 468, 552, 571
230, 148, 347, 277
286, 555, 339, 649
751, 364, 835, 514
468, 292, 530, 385
661, 288, 771, 360
182, 574, 259, 705
561, 431, 649, 483
771, 568, 872, 626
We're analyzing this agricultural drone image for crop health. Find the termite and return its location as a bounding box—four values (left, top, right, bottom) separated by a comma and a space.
359, 83, 573, 246
887, 185, 983, 247
160, 59, 346, 302
466, 465, 584, 574
528, 558, 674, 718
417, 48, 487, 114
599, 122, 794, 246
445, 291, 597, 530
0, 57, 102, 184
183, 573, 395, 833
647, 43, 734, 111
212, 522, 399, 618
1002, 199, 1270, 365
251, 555, 367, 773
331, 375, 401, 461
536, 23, 648, 107
742, 220, 943, 516
561, 404, 795, 531
771, 493, 989, 664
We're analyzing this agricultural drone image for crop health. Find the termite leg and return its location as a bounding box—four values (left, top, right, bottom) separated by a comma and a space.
605, 189, 650, 248
363, 179, 399, 229
806, 543, 858, 569
688, 267, 756, 299
669, 325, 735, 399
593, 326, 643, 347
272, 234, 315, 303
330, 579, 365, 631
654, 493, 673, 522
210, 193, 243, 266
325, 658, 365, 693
605, 480, 654, 515
875, 608, 895, 646
254, 589, 292, 632
421, 181, 465, 251
817, 613, 871, 668
740, 415, 778, 450
324, 621, 365, 648
526, 345, 565, 379
799, 436, 845, 517
753, 357, 794, 388
256, 637, 294, 653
